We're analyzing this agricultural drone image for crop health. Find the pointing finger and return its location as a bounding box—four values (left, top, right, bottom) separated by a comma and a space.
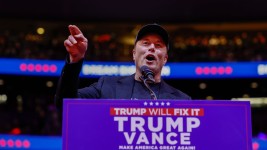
68, 25, 83, 36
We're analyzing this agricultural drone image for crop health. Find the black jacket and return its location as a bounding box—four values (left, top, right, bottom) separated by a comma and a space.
55, 59, 191, 110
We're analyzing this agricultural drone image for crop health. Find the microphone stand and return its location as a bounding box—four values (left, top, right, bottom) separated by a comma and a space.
140, 76, 157, 100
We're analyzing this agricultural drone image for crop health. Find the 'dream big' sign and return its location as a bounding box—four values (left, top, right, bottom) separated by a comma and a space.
62, 99, 252, 150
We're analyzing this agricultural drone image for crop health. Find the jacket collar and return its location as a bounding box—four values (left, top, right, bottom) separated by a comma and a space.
158, 80, 178, 99
116, 74, 177, 99
116, 74, 135, 99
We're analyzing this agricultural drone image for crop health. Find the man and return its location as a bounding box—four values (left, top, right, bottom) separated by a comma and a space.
55, 23, 191, 109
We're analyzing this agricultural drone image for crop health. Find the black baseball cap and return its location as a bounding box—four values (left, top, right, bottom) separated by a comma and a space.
135, 23, 169, 49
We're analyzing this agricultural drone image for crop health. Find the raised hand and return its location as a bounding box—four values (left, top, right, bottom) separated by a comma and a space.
64, 25, 88, 63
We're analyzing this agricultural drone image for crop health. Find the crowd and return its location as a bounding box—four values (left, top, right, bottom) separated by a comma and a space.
0, 76, 61, 135
0, 23, 267, 62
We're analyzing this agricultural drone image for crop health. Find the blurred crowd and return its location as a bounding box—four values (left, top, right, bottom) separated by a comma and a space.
0, 23, 267, 62
169, 31, 267, 62
0, 76, 61, 136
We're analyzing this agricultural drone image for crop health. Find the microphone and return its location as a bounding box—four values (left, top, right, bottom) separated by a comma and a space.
140, 65, 157, 100
140, 65, 155, 83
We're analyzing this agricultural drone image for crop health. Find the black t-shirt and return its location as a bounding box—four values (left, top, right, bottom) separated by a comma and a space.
131, 80, 161, 100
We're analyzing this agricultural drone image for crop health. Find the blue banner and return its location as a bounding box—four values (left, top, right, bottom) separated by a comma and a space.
0, 58, 267, 78
0, 134, 61, 149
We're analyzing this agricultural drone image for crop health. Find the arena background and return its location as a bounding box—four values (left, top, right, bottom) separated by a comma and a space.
0, 0, 267, 149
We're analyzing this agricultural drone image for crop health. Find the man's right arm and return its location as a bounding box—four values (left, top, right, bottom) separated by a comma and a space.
54, 57, 84, 110
54, 25, 88, 110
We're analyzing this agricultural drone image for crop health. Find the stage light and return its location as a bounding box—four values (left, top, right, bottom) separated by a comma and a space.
0, 94, 7, 104
0, 79, 4, 85
46, 81, 53, 87
206, 96, 213, 100
199, 83, 207, 90
251, 82, 258, 89
37, 27, 45, 35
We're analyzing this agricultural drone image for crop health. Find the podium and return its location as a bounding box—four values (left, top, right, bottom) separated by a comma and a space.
62, 99, 252, 150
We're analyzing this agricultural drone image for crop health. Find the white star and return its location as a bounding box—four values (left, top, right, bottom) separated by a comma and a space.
155, 102, 159, 106
144, 102, 148, 106
166, 102, 170, 106
161, 102, 165, 106
150, 102, 154, 106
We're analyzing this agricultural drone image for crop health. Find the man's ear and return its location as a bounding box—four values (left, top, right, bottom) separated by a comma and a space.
132, 48, 136, 61
164, 54, 168, 65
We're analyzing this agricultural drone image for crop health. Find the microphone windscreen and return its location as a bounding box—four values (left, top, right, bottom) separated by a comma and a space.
140, 65, 155, 81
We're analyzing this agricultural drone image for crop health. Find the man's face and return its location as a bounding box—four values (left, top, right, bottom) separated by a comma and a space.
133, 33, 168, 76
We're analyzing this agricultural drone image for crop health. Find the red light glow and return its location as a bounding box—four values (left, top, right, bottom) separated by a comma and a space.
19, 63, 57, 73
0, 139, 31, 148
195, 66, 233, 75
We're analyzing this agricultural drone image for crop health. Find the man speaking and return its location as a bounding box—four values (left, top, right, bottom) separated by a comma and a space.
55, 23, 191, 110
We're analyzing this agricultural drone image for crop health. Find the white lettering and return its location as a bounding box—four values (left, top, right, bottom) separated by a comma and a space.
187, 117, 200, 132
166, 117, 183, 132
114, 117, 128, 131
131, 117, 145, 132
148, 117, 163, 132
180, 133, 191, 145
166, 132, 177, 145
258, 64, 267, 75
123, 132, 136, 144
152, 132, 163, 144
136, 132, 149, 144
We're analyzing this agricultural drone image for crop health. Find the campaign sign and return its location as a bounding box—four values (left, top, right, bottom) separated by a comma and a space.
62, 99, 252, 150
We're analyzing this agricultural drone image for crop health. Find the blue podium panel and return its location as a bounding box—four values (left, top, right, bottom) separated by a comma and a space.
62, 99, 252, 150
